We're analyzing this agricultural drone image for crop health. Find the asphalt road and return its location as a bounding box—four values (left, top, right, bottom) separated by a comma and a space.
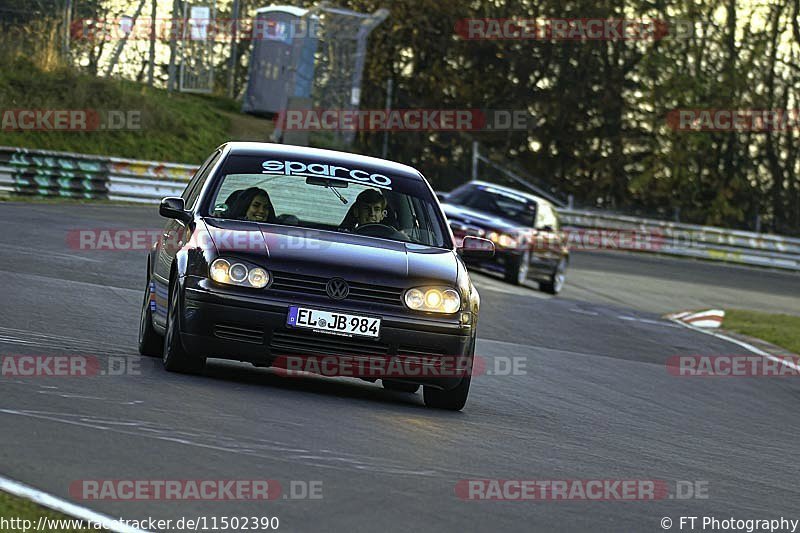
562, 251, 800, 316
1, 202, 799, 533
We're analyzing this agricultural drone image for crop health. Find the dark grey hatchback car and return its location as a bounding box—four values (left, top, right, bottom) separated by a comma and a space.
440, 181, 569, 294
138, 142, 495, 410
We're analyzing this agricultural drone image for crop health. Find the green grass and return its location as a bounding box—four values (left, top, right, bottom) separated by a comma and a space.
0, 57, 273, 164
724, 309, 800, 354
0, 491, 102, 532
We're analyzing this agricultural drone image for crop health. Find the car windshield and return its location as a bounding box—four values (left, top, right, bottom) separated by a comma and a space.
454, 187, 537, 227
206, 155, 451, 248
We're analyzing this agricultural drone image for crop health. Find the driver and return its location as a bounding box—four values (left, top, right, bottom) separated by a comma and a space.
339, 189, 387, 231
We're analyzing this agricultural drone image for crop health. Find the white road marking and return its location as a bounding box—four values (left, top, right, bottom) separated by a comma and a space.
670, 319, 800, 373
0, 336, 128, 354
0, 474, 149, 533
0, 336, 44, 348
0, 327, 132, 355
36, 391, 110, 401
29, 391, 146, 405
569, 308, 599, 316
0, 270, 139, 294
617, 315, 681, 327
0, 243, 103, 263
0, 409, 443, 477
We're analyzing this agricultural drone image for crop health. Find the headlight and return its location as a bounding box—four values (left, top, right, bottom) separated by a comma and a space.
247, 268, 269, 288
488, 231, 518, 249
405, 288, 425, 309
209, 258, 270, 289
209, 258, 230, 283
404, 287, 461, 313
498, 234, 518, 248
229, 263, 248, 283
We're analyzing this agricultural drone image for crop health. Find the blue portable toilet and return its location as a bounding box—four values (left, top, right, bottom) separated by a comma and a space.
242, 5, 319, 116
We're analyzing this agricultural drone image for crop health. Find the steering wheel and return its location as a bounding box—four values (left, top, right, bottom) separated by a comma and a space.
354, 223, 406, 239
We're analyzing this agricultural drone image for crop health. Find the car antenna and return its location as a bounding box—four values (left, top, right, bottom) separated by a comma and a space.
327, 182, 348, 204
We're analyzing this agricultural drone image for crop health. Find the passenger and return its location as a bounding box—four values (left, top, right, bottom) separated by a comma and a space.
340, 189, 387, 231
224, 187, 275, 222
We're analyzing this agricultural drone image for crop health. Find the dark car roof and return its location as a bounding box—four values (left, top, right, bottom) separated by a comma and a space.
459, 180, 555, 209
441, 203, 522, 232
221, 142, 424, 180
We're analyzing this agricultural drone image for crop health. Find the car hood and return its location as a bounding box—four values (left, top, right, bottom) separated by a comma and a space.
442, 203, 522, 233
204, 219, 457, 287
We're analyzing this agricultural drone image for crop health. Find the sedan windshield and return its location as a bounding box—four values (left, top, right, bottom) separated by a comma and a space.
452, 187, 537, 227
206, 155, 451, 248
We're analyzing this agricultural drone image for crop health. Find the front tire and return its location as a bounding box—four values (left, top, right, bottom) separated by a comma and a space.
504, 250, 530, 286
163, 278, 205, 374
423, 376, 471, 410
539, 258, 567, 295
138, 274, 163, 357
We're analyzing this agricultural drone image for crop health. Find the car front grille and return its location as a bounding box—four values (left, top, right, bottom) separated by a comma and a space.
269, 271, 404, 307
213, 324, 265, 344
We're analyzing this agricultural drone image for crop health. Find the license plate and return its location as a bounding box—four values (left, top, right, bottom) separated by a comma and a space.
287, 306, 381, 338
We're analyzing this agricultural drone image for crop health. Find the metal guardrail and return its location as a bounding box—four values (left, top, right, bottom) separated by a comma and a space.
107, 157, 196, 203
0, 146, 197, 202
1, 146, 798, 271
0, 147, 110, 199
559, 209, 800, 271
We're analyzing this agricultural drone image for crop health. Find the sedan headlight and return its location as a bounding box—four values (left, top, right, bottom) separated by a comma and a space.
487, 231, 518, 249
404, 287, 461, 314
209, 258, 270, 289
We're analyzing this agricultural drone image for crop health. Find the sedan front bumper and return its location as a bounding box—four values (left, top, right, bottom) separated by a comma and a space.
178, 276, 474, 390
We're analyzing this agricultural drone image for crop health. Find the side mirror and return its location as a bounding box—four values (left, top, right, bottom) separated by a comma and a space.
458, 236, 495, 259
159, 197, 191, 223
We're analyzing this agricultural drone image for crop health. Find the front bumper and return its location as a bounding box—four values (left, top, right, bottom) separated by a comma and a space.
179, 276, 474, 390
